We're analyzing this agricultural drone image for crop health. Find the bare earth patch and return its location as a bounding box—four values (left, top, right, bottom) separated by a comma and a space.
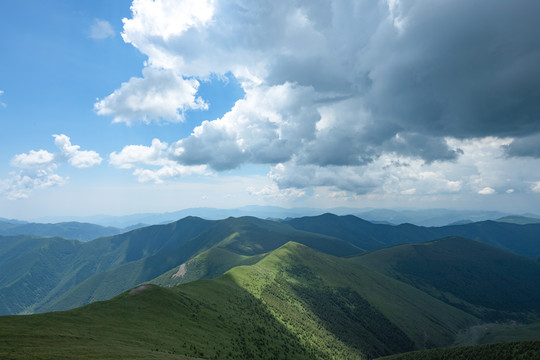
129, 284, 152, 295
172, 259, 193, 279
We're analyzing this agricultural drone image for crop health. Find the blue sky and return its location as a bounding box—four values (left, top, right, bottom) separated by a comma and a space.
1, 0, 540, 219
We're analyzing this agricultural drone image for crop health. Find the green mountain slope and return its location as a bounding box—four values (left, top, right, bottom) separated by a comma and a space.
353, 237, 540, 321
227, 242, 478, 354
0, 242, 479, 360
0, 220, 125, 241
0, 217, 217, 315
376, 340, 540, 360
286, 213, 540, 258
41, 217, 362, 313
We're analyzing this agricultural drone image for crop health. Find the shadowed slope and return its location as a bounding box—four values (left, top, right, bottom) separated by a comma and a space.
353, 237, 540, 321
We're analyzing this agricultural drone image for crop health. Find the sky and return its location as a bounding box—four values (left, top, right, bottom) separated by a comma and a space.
1, 0, 540, 219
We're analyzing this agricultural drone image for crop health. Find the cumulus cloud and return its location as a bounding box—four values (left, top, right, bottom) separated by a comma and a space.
1, 135, 101, 199
88, 19, 115, 39
478, 187, 496, 195
53, 134, 102, 168
0, 168, 67, 200
95, 67, 207, 125
101, 0, 540, 198
11, 150, 55, 168
247, 184, 307, 201
109, 139, 208, 183
169, 83, 319, 170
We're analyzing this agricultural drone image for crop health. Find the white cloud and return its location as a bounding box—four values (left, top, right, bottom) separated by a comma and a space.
88, 19, 115, 39
53, 134, 102, 168
95, 67, 207, 125
400, 188, 416, 195
0, 167, 68, 200
246, 184, 307, 201
169, 83, 319, 170
132, 163, 207, 183
478, 187, 496, 195
122, 0, 214, 42
110, 138, 168, 169
1, 135, 101, 200
0, 90, 5, 108
11, 150, 55, 168
109, 138, 208, 183
532, 182, 540, 193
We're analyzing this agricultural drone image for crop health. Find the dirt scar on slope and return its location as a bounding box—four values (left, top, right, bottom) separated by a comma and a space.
129, 284, 152, 295
172, 259, 194, 279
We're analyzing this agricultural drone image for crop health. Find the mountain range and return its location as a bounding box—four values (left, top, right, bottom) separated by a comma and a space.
27, 206, 540, 228
1, 212, 540, 359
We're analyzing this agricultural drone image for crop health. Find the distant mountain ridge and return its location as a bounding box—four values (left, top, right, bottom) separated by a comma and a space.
27, 206, 532, 227
0, 220, 129, 241
286, 213, 540, 258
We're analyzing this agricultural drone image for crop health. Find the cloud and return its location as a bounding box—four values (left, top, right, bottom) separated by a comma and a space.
0, 168, 67, 200
478, 187, 496, 195
102, 0, 540, 198
95, 67, 207, 125
246, 183, 307, 201
53, 134, 102, 168
1, 135, 101, 199
11, 150, 55, 168
88, 19, 115, 39
504, 134, 540, 158
532, 182, 540, 193
109, 139, 208, 183
0, 90, 5, 108
169, 83, 319, 170
110, 138, 168, 169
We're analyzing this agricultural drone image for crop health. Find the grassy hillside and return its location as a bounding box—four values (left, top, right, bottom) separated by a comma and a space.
0, 217, 217, 315
0, 242, 479, 360
150, 247, 265, 287
226, 242, 478, 353
376, 340, 540, 360
353, 237, 540, 321
0, 282, 314, 360
39, 217, 362, 313
454, 322, 540, 346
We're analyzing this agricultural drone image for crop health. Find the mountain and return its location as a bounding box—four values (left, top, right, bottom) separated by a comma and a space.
0, 217, 27, 224
495, 215, 540, 225
0, 220, 127, 241
353, 208, 511, 227
40, 217, 362, 313
352, 237, 540, 321
29, 206, 519, 227
0, 242, 479, 359
3, 212, 540, 316
286, 213, 540, 258
0, 216, 217, 315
